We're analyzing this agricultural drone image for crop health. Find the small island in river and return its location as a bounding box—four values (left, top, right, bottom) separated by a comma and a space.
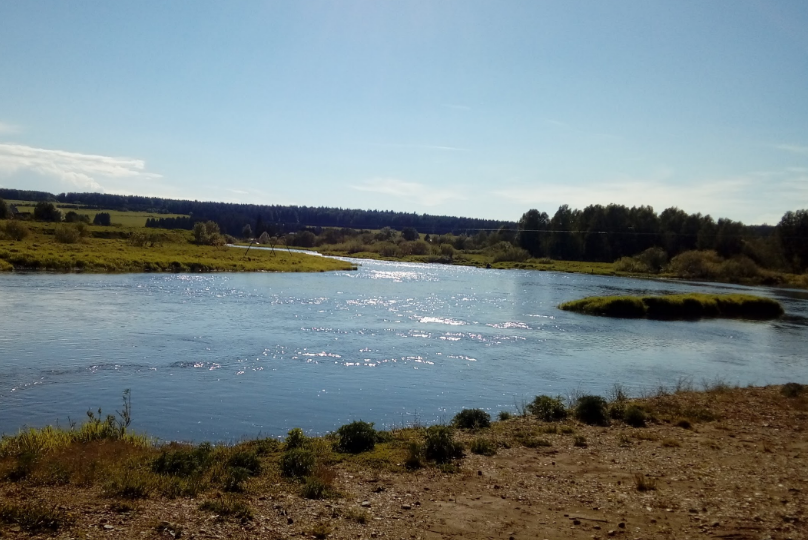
558, 292, 784, 320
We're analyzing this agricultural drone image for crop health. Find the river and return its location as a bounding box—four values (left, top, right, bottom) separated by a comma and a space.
1, 257, 806, 441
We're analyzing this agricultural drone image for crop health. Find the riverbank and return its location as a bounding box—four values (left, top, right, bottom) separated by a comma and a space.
314, 246, 808, 290
0, 221, 355, 273
1, 384, 805, 539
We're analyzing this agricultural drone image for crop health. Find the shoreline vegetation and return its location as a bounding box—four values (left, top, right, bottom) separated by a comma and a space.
1, 383, 805, 538
558, 293, 785, 320
1, 194, 806, 288
0, 221, 355, 273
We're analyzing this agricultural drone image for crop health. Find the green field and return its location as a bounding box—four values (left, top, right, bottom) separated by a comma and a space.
0, 220, 355, 273
8, 201, 186, 228
558, 293, 784, 320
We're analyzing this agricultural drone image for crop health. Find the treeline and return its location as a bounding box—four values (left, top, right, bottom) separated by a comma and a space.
514, 205, 808, 273
36, 190, 510, 235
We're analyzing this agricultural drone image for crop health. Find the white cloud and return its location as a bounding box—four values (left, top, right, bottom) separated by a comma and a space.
352, 177, 465, 207
0, 122, 20, 135
773, 144, 808, 155
0, 143, 161, 192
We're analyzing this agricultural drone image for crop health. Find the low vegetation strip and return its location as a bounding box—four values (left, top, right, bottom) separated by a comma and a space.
0, 221, 354, 273
558, 292, 784, 320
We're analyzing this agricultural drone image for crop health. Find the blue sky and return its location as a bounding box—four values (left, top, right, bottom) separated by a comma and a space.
1, 1, 807, 225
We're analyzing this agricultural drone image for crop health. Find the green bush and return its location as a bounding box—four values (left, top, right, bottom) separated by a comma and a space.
285, 427, 308, 450
623, 405, 647, 427
575, 395, 609, 426
424, 425, 464, 464
497, 411, 513, 421
527, 395, 568, 422
452, 409, 491, 429
279, 448, 315, 479
335, 420, 378, 454
54, 224, 83, 244
226, 449, 261, 476
573, 436, 588, 447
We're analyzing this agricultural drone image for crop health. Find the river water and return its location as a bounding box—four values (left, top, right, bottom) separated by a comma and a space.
1, 257, 806, 441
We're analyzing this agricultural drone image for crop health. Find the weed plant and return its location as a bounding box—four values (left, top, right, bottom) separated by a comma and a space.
469, 438, 497, 456
0, 502, 72, 533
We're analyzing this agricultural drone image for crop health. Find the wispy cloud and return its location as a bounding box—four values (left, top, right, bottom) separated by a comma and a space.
363, 142, 470, 152
0, 122, 20, 135
0, 143, 161, 192
773, 144, 808, 155
352, 177, 465, 207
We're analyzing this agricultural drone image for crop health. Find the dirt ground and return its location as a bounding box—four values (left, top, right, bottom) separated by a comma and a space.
2, 385, 806, 540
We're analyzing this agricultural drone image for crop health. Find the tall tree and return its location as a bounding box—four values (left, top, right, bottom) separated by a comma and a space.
517, 209, 549, 257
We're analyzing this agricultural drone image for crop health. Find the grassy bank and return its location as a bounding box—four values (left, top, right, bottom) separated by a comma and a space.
0, 383, 805, 538
0, 221, 355, 273
559, 292, 784, 320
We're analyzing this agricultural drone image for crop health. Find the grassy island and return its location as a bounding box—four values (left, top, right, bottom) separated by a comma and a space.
0, 221, 355, 273
559, 292, 784, 320
0, 383, 805, 538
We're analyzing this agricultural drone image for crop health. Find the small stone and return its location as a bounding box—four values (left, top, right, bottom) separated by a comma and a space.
711, 521, 720, 527
361, 501, 371, 507
478, 470, 483, 476
287, 517, 294, 525
103, 525, 114, 530
573, 520, 582, 525
618, 522, 625, 529
607, 531, 615, 537
402, 504, 412, 510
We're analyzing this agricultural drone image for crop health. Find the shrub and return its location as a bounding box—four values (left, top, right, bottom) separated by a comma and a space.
573, 436, 588, 448
424, 425, 463, 464
33, 202, 62, 222
301, 468, 336, 499
279, 448, 315, 479
226, 449, 261, 476
497, 411, 513, 421
0, 502, 72, 533
527, 395, 568, 422
575, 395, 609, 426
675, 418, 692, 430
54, 224, 82, 244
152, 443, 214, 477
93, 212, 112, 226
623, 405, 647, 428
634, 473, 657, 491
781, 382, 805, 398
285, 427, 308, 450
452, 409, 491, 430
2, 220, 29, 241
469, 438, 497, 456
335, 420, 378, 454
199, 496, 253, 521
404, 442, 424, 470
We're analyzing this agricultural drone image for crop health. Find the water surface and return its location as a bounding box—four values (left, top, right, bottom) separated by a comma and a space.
1, 258, 806, 441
